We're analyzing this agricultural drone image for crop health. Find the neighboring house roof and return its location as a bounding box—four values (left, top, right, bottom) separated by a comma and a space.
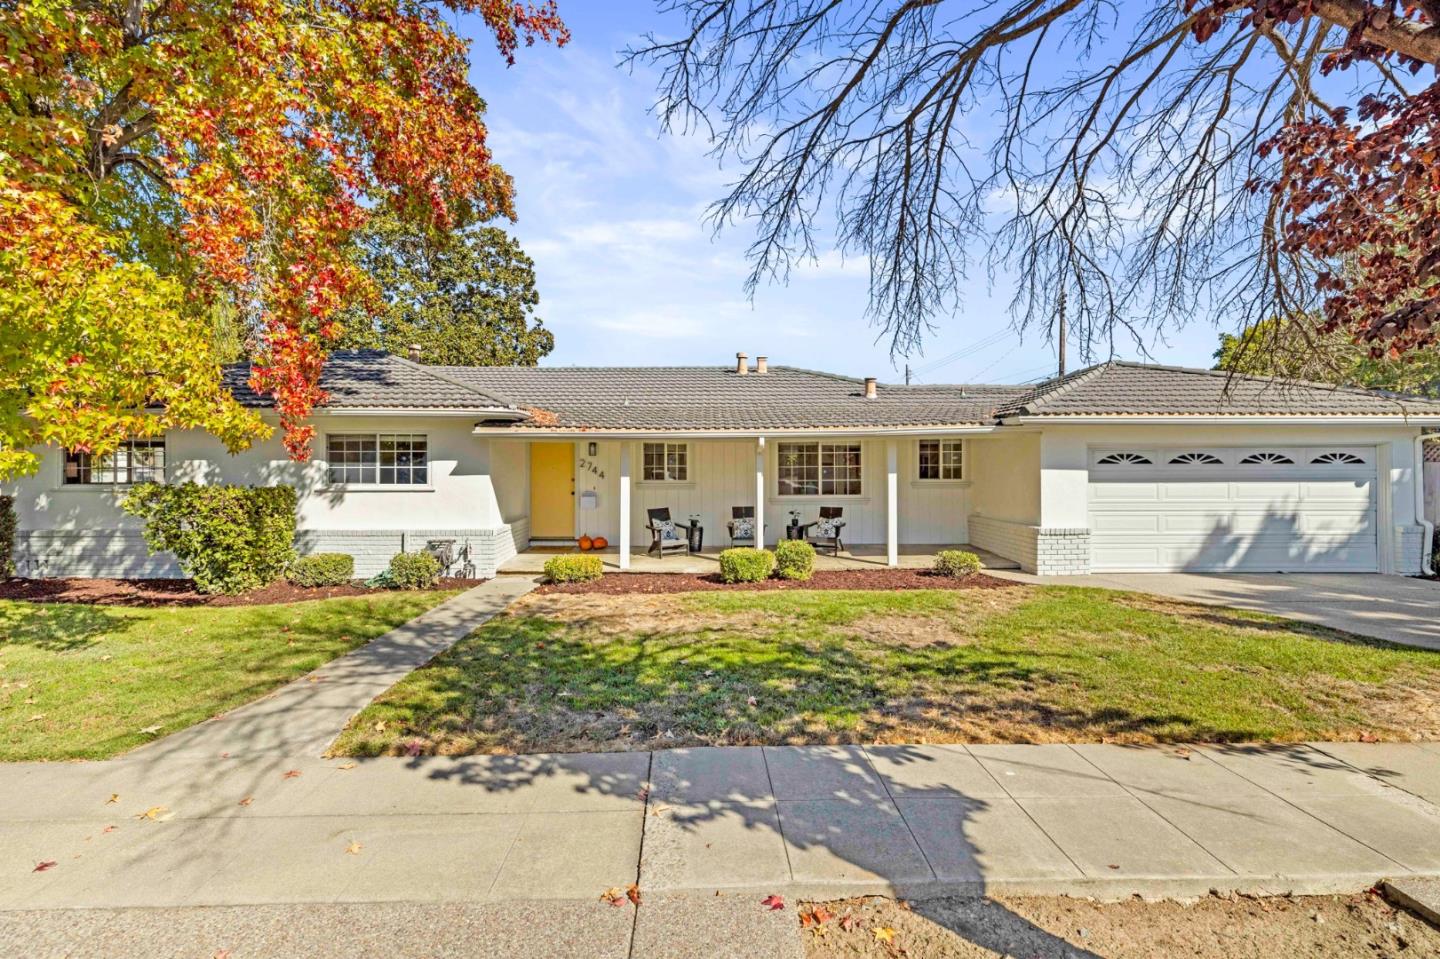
436, 365, 1026, 431
221, 352, 1440, 428
993, 361, 1440, 419
223, 350, 519, 413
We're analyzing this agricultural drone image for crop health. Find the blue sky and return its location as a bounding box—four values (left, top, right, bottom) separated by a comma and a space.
463, 2, 1230, 384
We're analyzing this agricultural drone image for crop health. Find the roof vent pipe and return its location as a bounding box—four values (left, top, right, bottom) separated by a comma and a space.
756, 355, 768, 374
407, 343, 422, 362
736, 352, 749, 375
864, 377, 878, 399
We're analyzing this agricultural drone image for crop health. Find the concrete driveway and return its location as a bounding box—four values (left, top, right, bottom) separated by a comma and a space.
998, 572, 1440, 651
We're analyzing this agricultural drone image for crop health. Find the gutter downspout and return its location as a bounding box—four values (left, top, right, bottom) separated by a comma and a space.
1416, 435, 1434, 575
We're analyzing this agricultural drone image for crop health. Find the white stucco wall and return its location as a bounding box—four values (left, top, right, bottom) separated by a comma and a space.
4, 415, 530, 577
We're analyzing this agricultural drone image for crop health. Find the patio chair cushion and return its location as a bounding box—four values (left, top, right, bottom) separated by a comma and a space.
731, 517, 754, 538
654, 518, 681, 541
814, 517, 841, 538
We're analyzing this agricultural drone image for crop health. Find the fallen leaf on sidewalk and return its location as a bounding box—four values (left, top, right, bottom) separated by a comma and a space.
282, 769, 302, 780
627, 883, 641, 906
33, 861, 56, 873
105, 794, 119, 805
137, 806, 171, 822
345, 841, 363, 855
213, 950, 232, 959
761, 894, 785, 911
839, 914, 857, 932
335, 762, 357, 771
238, 797, 254, 807
101, 826, 117, 834
872, 926, 895, 943
599, 886, 626, 907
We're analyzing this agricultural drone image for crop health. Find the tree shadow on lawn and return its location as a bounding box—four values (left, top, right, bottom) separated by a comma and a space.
0, 601, 126, 652
355, 613, 1265, 758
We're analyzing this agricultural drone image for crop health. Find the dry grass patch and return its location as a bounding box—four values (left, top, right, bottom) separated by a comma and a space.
332, 586, 1440, 757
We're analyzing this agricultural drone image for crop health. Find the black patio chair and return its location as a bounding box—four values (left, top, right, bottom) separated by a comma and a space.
646, 507, 692, 559
801, 506, 846, 556
726, 506, 758, 547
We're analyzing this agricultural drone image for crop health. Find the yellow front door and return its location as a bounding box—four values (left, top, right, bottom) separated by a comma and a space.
529, 442, 575, 540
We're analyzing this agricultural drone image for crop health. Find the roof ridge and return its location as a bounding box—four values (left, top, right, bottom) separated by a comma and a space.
996, 361, 1113, 416
1107, 359, 1436, 402
382, 353, 522, 410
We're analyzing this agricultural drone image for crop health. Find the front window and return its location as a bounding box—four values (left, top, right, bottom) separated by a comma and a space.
918, 440, 963, 480
326, 434, 428, 485
777, 442, 862, 496
642, 442, 688, 482
63, 438, 166, 485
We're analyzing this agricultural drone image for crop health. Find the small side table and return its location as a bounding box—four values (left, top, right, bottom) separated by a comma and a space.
687, 524, 704, 553
785, 523, 804, 541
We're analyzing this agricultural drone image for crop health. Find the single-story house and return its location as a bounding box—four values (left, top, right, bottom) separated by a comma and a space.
7, 349, 1439, 578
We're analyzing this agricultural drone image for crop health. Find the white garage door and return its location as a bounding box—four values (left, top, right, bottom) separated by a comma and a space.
1088, 447, 1378, 573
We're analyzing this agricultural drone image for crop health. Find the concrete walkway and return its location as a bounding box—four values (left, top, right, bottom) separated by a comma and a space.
6, 741, 1440, 956
995, 571, 1440, 651
132, 576, 536, 760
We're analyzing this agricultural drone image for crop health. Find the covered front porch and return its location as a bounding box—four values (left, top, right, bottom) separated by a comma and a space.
498, 543, 1020, 575
488, 430, 1038, 572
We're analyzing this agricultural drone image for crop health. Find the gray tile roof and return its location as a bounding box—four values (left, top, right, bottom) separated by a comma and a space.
994, 361, 1440, 418
435, 365, 1025, 430
224, 350, 517, 412
223, 352, 1440, 427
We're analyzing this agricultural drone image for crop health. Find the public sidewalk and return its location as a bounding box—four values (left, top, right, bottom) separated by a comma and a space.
5, 741, 1440, 956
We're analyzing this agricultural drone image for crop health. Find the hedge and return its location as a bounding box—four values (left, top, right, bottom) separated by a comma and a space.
0, 495, 15, 578
387, 551, 441, 589
544, 554, 604, 583
934, 549, 982, 578
719, 547, 775, 583
289, 552, 355, 588
122, 483, 297, 594
773, 539, 815, 581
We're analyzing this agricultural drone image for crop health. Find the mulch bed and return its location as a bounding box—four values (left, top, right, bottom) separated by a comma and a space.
0, 576, 486, 608
535, 569, 1019, 595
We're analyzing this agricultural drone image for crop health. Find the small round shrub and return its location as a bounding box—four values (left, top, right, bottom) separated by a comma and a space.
544, 554, 604, 583
773, 539, 815, 581
387, 551, 442, 589
288, 552, 355, 588
719, 547, 775, 583
934, 549, 982, 578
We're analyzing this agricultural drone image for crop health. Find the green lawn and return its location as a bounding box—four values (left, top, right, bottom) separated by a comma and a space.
0, 592, 456, 760
332, 586, 1440, 756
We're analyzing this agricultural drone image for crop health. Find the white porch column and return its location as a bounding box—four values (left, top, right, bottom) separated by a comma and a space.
886, 439, 899, 567
618, 442, 632, 570
755, 436, 766, 550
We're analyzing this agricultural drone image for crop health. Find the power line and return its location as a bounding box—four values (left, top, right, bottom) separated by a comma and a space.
908, 329, 1011, 379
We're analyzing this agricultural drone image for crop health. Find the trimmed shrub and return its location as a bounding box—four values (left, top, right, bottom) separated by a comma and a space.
773, 539, 815, 581
387, 551, 441, 590
0, 494, 15, 578
719, 547, 775, 584
289, 552, 355, 588
934, 549, 982, 578
544, 554, 604, 583
122, 483, 297, 594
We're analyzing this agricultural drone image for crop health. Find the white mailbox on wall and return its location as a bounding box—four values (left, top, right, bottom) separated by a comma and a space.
579, 491, 599, 511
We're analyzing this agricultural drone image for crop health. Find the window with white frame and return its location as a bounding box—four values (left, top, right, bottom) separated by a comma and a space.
63, 438, 166, 485
917, 440, 963, 480
326, 434, 428, 485
777, 442, 862, 496
642, 442, 688, 482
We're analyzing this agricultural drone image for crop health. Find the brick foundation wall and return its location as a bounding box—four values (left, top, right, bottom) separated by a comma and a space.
966, 515, 1037, 571
966, 516, 1092, 575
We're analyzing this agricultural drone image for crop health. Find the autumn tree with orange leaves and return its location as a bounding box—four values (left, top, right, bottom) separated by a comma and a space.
630, 1, 1439, 372
0, 0, 566, 477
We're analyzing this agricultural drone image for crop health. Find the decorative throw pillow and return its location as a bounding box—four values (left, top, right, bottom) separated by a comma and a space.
732, 517, 754, 538
815, 517, 840, 538
655, 519, 679, 540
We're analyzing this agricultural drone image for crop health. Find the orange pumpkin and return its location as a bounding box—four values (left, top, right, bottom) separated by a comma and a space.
577, 535, 593, 551
592, 536, 609, 550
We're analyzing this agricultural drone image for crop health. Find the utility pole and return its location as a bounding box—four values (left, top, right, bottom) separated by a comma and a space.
905, 363, 912, 385
1057, 288, 1067, 377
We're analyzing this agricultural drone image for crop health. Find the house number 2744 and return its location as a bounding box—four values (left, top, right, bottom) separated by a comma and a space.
578, 457, 605, 479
